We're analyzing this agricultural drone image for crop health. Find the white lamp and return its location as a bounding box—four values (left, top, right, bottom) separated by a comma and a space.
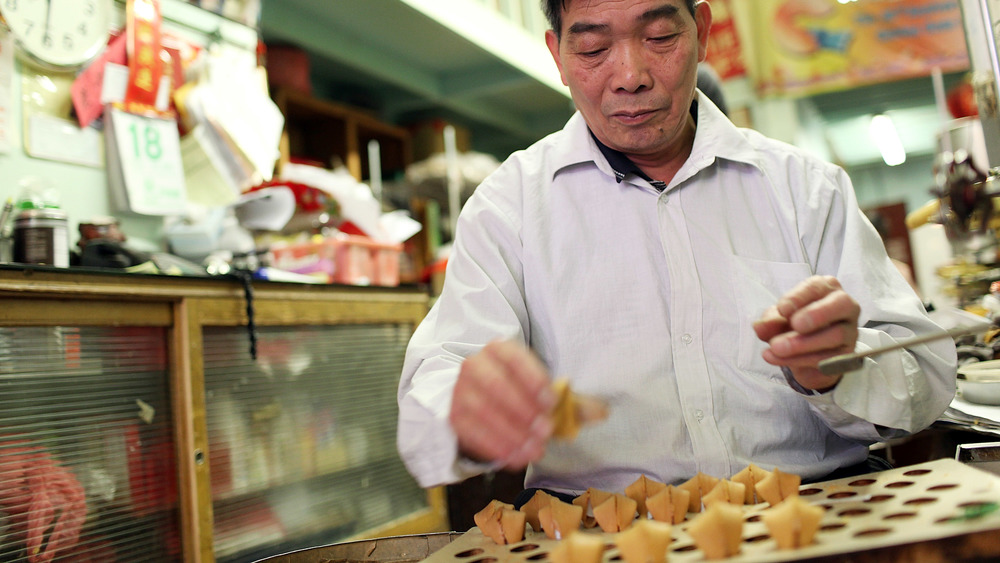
870, 114, 907, 166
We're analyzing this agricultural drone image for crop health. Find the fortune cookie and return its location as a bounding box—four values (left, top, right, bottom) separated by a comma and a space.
760, 496, 824, 549
574, 487, 615, 528
550, 378, 608, 440
678, 472, 720, 513
702, 479, 746, 508
519, 489, 554, 532
593, 493, 638, 533
549, 530, 605, 563
615, 519, 672, 563
731, 463, 772, 504
538, 497, 584, 540
646, 484, 691, 524
687, 502, 744, 560
625, 474, 667, 518
755, 468, 801, 507
474, 499, 526, 545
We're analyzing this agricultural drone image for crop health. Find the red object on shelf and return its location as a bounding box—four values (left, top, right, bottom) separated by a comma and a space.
265, 44, 312, 95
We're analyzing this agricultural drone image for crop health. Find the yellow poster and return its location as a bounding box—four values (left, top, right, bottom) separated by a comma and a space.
738, 0, 970, 97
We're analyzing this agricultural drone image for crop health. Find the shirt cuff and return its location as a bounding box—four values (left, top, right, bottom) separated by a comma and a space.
781, 366, 828, 396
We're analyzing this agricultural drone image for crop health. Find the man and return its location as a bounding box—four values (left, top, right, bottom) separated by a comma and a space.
397, 0, 956, 498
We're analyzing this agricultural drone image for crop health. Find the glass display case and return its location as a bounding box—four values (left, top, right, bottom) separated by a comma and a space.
0, 267, 445, 562
0, 324, 180, 561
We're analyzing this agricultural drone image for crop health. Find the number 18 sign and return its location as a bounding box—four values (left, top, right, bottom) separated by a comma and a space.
106, 106, 187, 215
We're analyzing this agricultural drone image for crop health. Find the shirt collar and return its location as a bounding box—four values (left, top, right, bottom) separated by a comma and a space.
548, 91, 760, 184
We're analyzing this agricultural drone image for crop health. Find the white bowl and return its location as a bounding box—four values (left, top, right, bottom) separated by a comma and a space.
957, 362, 1000, 405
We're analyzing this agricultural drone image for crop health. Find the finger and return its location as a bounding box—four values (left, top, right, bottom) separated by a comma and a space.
484, 340, 557, 410
761, 344, 852, 370
776, 275, 841, 320
766, 321, 858, 360
463, 342, 550, 430
498, 418, 552, 469
787, 290, 860, 336
451, 342, 554, 463
451, 380, 540, 463
753, 305, 791, 342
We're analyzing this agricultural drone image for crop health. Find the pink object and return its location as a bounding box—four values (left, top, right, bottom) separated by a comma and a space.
270, 234, 402, 286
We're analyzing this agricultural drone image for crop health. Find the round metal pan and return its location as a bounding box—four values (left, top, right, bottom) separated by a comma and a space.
253, 532, 462, 563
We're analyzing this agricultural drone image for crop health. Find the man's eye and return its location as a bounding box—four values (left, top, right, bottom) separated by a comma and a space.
649, 34, 678, 43
580, 48, 606, 57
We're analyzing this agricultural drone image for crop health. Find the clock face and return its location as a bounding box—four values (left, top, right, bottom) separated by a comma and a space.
1, 0, 112, 70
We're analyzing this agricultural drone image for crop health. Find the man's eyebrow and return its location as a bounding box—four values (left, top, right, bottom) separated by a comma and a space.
639, 4, 681, 24
566, 21, 610, 36
565, 4, 682, 36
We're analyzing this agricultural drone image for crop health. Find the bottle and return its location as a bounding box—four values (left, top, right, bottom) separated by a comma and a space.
11, 177, 69, 267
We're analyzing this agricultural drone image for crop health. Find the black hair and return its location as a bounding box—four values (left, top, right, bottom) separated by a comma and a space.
542, 0, 699, 38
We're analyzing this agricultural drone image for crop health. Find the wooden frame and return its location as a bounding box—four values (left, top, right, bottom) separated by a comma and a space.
0, 267, 446, 561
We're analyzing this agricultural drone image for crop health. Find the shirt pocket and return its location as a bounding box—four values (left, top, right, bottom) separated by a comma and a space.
731, 256, 815, 377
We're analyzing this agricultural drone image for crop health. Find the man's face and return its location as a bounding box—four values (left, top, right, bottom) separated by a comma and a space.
546, 0, 711, 166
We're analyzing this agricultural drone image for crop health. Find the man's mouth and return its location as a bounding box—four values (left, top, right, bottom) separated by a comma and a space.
610, 109, 656, 124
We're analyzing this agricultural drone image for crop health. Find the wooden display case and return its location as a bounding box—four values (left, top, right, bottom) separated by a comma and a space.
0, 266, 445, 562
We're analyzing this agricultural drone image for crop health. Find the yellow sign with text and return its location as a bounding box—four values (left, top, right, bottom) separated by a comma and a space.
739, 0, 969, 97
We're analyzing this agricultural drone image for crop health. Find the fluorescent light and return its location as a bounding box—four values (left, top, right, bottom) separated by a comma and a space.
870, 114, 906, 166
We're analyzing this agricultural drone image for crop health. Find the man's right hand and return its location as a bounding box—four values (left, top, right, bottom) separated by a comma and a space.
450, 340, 556, 470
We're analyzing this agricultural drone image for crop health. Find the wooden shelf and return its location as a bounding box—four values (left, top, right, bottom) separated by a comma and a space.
274, 88, 412, 182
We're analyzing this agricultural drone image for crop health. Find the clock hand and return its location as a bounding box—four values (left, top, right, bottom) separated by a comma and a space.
43, 0, 53, 47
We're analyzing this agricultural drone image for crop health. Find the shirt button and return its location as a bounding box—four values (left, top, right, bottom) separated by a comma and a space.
694, 409, 704, 421
682, 334, 693, 345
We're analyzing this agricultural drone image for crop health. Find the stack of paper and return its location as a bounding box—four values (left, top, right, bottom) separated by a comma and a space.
176, 47, 284, 204
942, 396, 1000, 436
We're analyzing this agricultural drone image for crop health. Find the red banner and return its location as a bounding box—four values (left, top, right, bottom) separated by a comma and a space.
705, 0, 747, 80
124, 0, 164, 115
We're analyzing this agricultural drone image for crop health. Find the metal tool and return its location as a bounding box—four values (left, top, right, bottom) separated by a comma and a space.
818, 323, 992, 375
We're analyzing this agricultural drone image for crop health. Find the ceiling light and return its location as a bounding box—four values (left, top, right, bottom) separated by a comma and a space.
870, 114, 906, 166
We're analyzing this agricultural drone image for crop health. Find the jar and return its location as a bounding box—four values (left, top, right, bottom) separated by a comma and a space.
12, 208, 69, 267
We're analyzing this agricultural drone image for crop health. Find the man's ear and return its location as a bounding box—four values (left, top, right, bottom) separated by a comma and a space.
545, 29, 569, 87
694, 1, 713, 63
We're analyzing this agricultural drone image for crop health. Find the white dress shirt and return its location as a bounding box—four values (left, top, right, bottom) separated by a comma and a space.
397, 95, 957, 495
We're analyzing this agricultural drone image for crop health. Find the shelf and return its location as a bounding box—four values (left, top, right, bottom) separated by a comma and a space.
274, 88, 412, 181
259, 0, 575, 161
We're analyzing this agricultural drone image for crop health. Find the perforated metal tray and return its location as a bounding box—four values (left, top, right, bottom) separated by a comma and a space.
424, 458, 1000, 562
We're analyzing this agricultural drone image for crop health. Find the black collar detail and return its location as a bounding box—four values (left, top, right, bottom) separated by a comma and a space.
590, 131, 653, 184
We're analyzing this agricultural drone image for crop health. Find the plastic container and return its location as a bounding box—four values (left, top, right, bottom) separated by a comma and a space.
270, 234, 402, 286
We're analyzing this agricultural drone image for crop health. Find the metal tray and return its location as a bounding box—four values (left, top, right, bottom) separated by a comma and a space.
425, 458, 1000, 563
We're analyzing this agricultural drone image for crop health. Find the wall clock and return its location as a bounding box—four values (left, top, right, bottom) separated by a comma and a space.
0, 0, 113, 71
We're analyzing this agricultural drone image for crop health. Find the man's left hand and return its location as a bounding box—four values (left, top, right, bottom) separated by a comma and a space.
753, 275, 860, 391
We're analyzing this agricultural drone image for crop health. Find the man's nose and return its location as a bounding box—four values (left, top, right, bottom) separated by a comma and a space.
611, 43, 652, 93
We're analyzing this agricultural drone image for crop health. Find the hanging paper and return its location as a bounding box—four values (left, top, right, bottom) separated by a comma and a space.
124, 0, 165, 116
